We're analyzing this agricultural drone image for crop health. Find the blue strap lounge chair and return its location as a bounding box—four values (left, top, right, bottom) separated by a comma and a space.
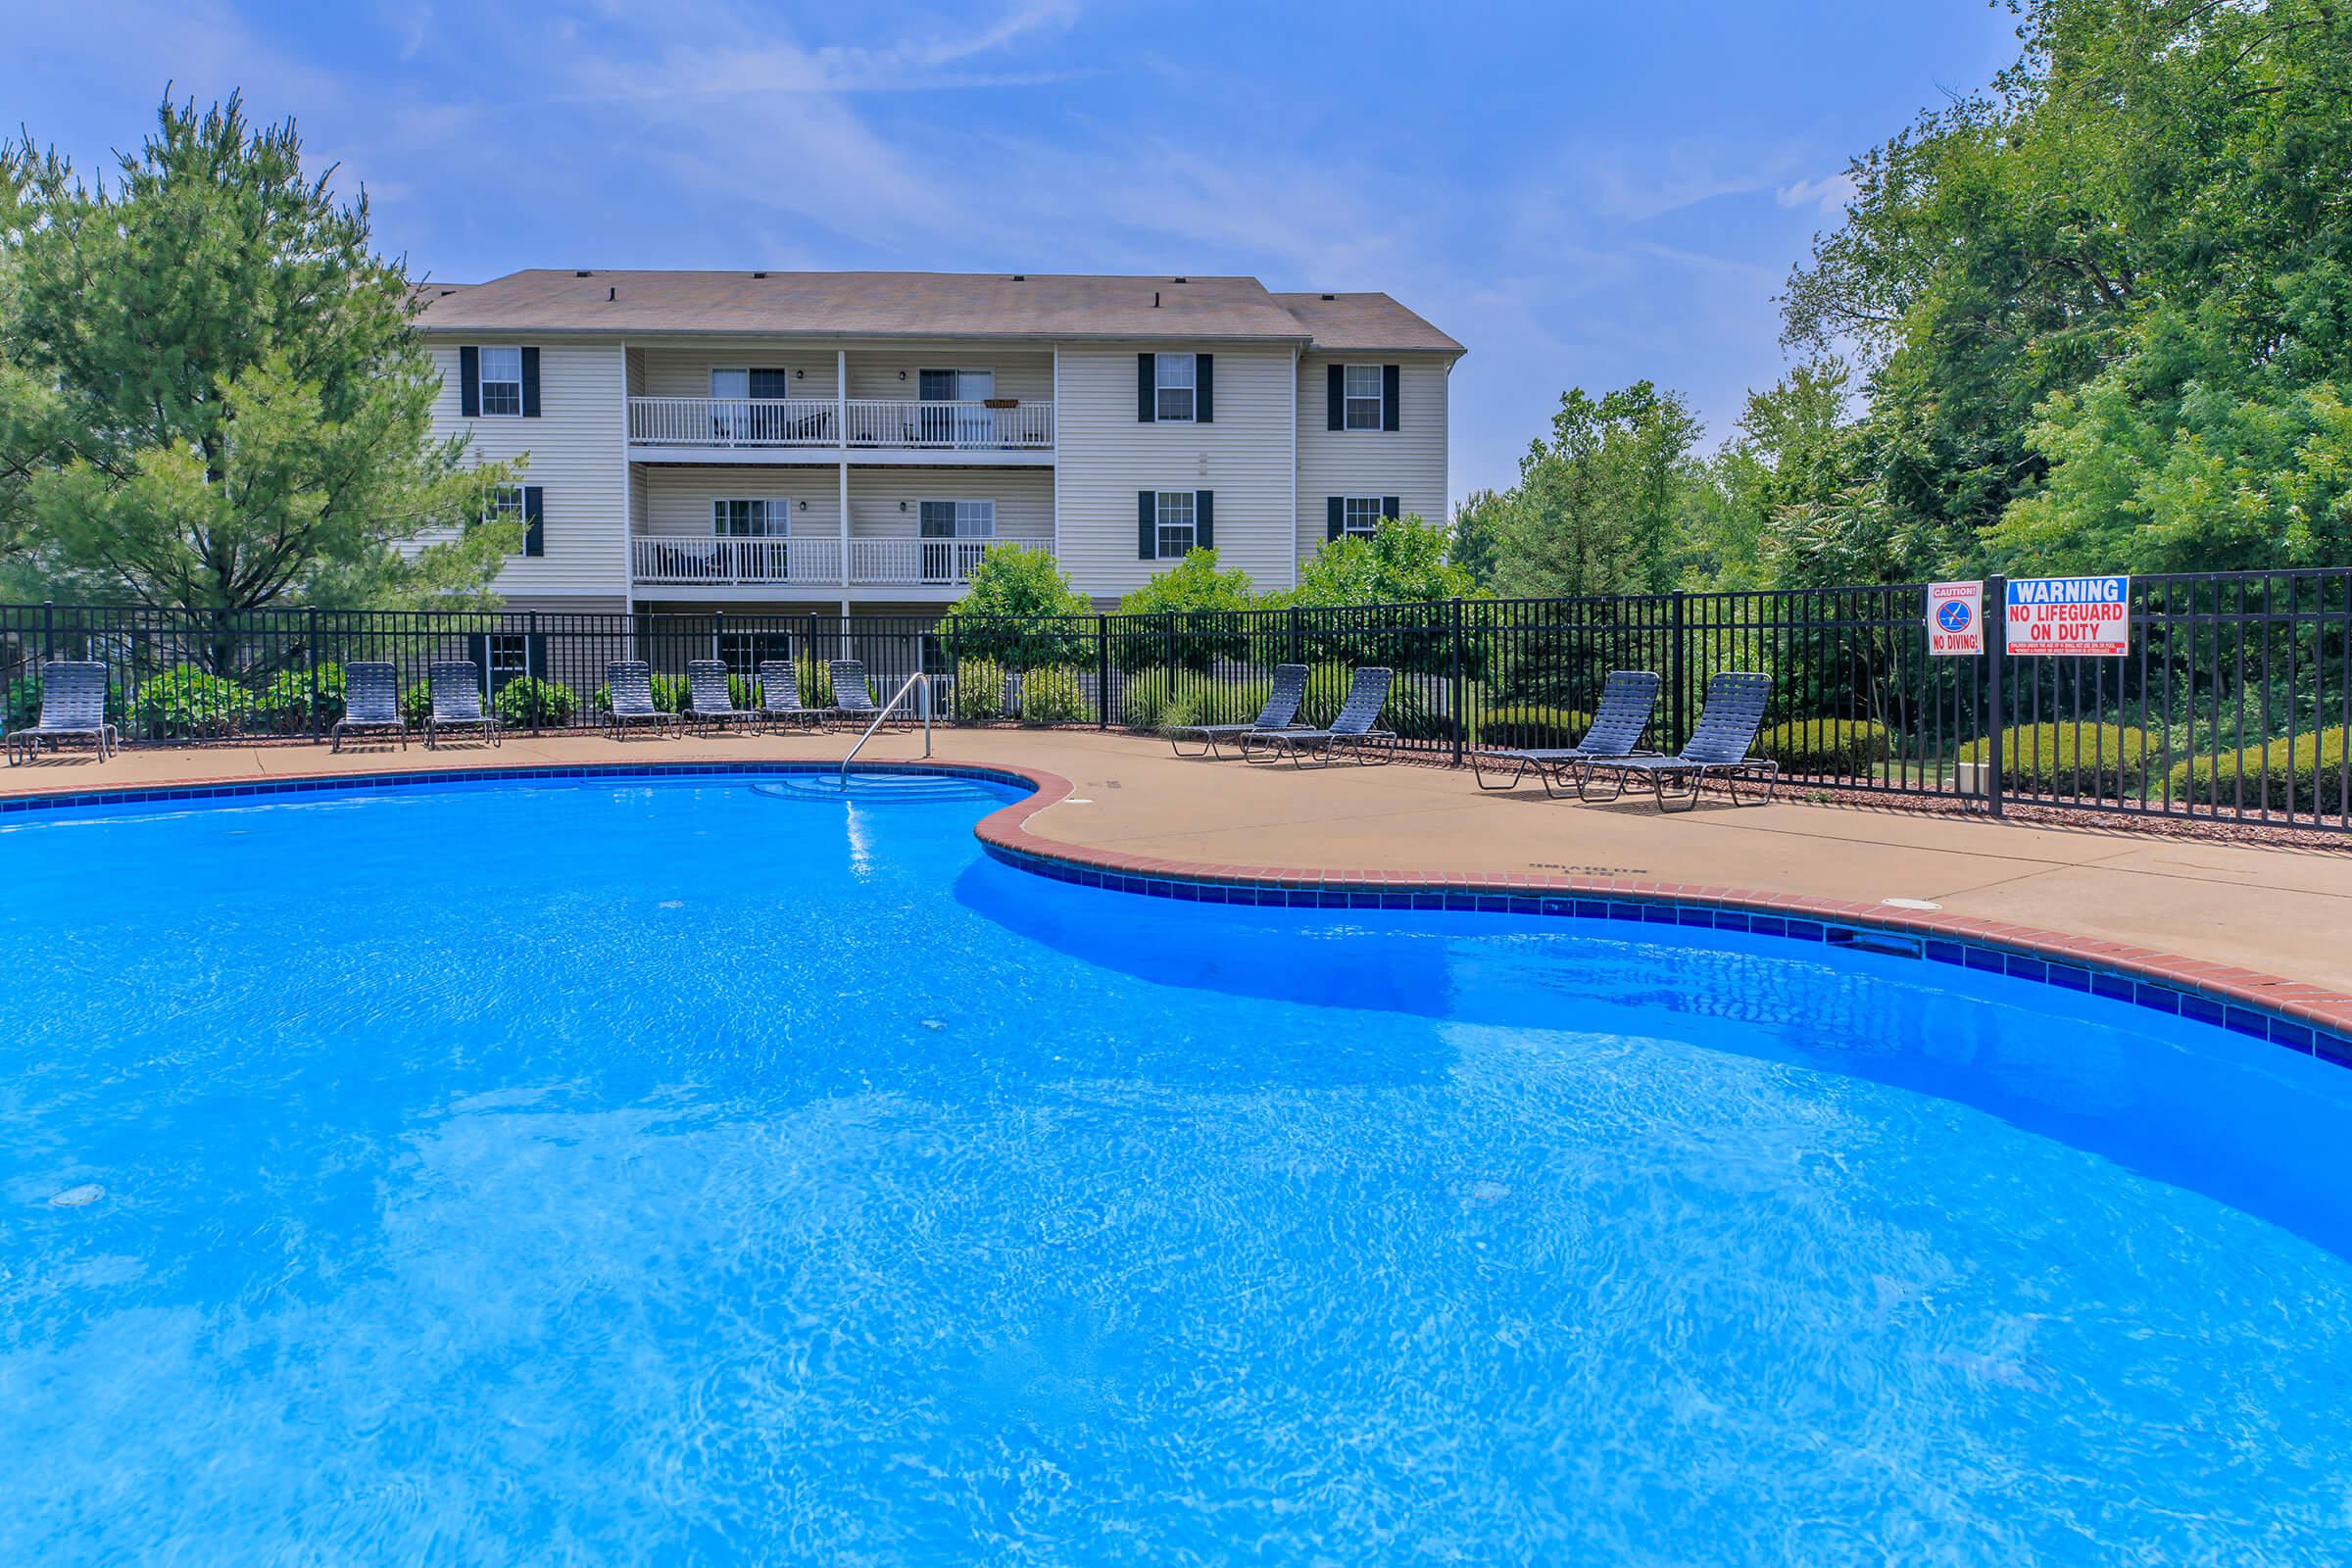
685, 660, 759, 735
424, 661, 501, 749
828, 660, 906, 731
1167, 662, 1310, 759
755, 660, 828, 732
5, 661, 117, 764
1578, 671, 1779, 810
604, 661, 679, 740
1237, 666, 1396, 767
331, 661, 406, 753
1470, 669, 1660, 795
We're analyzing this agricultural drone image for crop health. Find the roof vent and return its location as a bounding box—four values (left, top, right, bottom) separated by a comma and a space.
607, 286, 616, 301
1320, 292, 1337, 301
1010, 274, 1026, 281
1172, 276, 1188, 283
574, 270, 593, 277
751, 270, 767, 279
438, 288, 456, 297
1152, 290, 1161, 308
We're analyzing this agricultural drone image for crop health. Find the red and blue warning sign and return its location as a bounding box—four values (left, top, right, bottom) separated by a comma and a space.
1927, 581, 1982, 656
2006, 575, 2130, 657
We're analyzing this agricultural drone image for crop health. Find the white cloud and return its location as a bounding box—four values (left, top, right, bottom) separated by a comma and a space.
1777, 171, 1859, 215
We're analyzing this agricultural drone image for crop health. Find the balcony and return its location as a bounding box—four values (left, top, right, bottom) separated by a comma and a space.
626, 396, 1054, 460
631, 535, 1035, 590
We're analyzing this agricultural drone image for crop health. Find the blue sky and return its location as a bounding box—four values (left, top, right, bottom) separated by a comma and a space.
4, 1, 2019, 508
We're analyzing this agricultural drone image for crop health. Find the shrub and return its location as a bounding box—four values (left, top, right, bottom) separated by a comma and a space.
139, 666, 251, 738
1117, 667, 1180, 729
1959, 723, 2150, 796
400, 683, 433, 727
249, 664, 347, 732
1015, 664, 1093, 723
952, 659, 1008, 722
493, 676, 578, 729
1474, 704, 1592, 750
2166, 726, 2351, 813
1166, 676, 1272, 733
799, 660, 834, 711
1756, 717, 1891, 775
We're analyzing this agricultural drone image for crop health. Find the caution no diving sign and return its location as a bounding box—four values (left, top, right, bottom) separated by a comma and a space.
2005, 575, 2130, 658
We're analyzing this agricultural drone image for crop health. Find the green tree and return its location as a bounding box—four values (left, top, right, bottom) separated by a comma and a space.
1290, 514, 1479, 607
1484, 382, 1705, 600
1447, 488, 1507, 590
1113, 548, 1260, 614
0, 93, 518, 620
941, 541, 1094, 668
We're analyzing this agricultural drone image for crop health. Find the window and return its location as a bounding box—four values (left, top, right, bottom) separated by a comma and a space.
485, 633, 529, 683
1154, 490, 1197, 559
917, 500, 997, 539
480, 483, 543, 556
479, 347, 523, 416
717, 630, 793, 677
1342, 496, 1384, 538
1154, 352, 1197, 422
713, 499, 790, 537
1343, 364, 1384, 430
484, 484, 526, 528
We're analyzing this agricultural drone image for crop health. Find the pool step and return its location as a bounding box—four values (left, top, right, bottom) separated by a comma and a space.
748, 773, 1004, 806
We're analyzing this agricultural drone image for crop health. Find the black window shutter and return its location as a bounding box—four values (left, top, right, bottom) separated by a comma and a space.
520, 347, 542, 417
1195, 490, 1213, 550
1326, 364, 1344, 430
1137, 354, 1156, 422
1382, 495, 1401, 520
1382, 365, 1400, 431
526, 633, 548, 685
1138, 490, 1156, 559
522, 486, 545, 557
1326, 496, 1345, 541
1196, 354, 1213, 423
460, 346, 480, 417
466, 633, 489, 680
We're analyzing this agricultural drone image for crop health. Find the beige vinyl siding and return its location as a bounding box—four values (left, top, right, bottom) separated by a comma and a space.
847, 468, 1053, 542
637, 340, 841, 399
639, 466, 840, 538
630, 340, 1051, 402
425, 337, 628, 599
1054, 342, 1297, 596
844, 347, 1052, 402
1295, 352, 1450, 565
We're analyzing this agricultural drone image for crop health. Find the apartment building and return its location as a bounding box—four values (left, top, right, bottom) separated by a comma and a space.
415, 270, 1462, 618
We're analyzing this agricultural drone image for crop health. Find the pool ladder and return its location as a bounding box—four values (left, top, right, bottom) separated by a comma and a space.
839, 671, 933, 785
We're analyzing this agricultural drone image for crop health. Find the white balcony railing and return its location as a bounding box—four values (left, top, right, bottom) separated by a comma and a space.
842, 398, 1054, 451
624, 396, 1053, 452
851, 538, 1010, 586
631, 535, 842, 586
627, 397, 840, 448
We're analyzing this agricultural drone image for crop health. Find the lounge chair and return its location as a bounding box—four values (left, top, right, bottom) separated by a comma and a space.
423, 660, 501, 749
331, 662, 406, 753
1167, 662, 1309, 758
604, 661, 679, 740
684, 660, 759, 735
5, 661, 117, 764
1577, 671, 1779, 810
827, 660, 906, 731
755, 660, 828, 732
1470, 669, 1660, 795
1237, 666, 1396, 767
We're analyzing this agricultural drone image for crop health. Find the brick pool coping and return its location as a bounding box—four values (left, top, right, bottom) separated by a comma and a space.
7, 755, 2350, 1066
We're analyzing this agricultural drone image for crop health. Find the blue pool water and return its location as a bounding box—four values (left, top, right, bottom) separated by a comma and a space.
4, 771, 2351, 1565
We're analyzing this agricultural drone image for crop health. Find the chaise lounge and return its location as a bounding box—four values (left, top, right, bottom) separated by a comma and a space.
1470, 668, 1660, 795
424, 661, 501, 749
1166, 662, 1309, 759
828, 660, 907, 731
331, 662, 407, 753
755, 660, 829, 732
604, 661, 680, 741
1236, 665, 1396, 767
685, 660, 759, 735
1575, 670, 1779, 810
5, 660, 117, 764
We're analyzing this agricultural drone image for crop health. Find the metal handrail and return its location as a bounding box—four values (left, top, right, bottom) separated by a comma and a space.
839, 670, 931, 785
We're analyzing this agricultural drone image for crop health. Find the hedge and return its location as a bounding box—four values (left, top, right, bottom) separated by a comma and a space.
1474, 704, 1592, 750
139, 666, 251, 738
1014, 665, 1092, 723
953, 660, 1008, 722
493, 676, 578, 729
250, 664, 347, 732
1756, 718, 1891, 775
2165, 726, 2350, 813
1959, 723, 2150, 796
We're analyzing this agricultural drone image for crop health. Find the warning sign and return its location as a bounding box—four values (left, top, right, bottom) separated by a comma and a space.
1927, 581, 1982, 656
2005, 575, 2130, 657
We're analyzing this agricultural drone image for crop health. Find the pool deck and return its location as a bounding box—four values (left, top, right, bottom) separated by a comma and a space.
8, 728, 2352, 1025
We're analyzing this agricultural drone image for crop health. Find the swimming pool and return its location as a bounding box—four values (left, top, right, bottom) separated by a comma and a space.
4, 769, 2349, 1563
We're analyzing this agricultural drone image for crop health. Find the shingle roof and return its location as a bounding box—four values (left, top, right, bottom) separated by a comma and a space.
412, 270, 1459, 354
1270, 292, 1464, 354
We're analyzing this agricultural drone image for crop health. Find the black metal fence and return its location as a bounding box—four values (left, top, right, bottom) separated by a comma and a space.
4, 569, 2348, 830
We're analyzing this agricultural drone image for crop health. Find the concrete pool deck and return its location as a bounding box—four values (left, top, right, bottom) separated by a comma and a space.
7, 727, 2352, 1024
